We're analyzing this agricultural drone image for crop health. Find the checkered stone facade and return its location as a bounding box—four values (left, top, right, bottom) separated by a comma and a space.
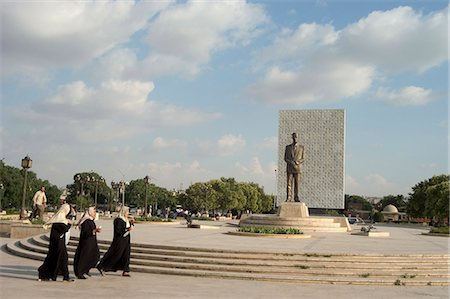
278, 110, 345, 209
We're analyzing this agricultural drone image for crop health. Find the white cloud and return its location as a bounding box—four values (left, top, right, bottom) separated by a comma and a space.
88, 48, 139, 81
339, 6, 448, 73
249, 5, 446, 104
258, 136, 278, 149
1, 1, 171, 77
250, 157, 265, 175
345, 174, 405, 196
141, 160, 209, 189
247, 63, 374, 104
152, 137, 187, 150
10, 80, 221, 143
257, 23, 338, 65
217, 134, 246, 156
376, 86, 433, 106
142, 0, 269, 77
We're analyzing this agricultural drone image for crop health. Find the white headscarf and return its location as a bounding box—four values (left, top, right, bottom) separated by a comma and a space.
118, 206, 130, 228
43, 203, 71, 230
76, 206, 96, 228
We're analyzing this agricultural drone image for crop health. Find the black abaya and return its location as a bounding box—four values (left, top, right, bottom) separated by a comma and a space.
38, 223, 71, 281
97, 218, 130, 272
73, 219, 100, 278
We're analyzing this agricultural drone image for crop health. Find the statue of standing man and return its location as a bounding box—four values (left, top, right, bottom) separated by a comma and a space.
284, 132, 305, 202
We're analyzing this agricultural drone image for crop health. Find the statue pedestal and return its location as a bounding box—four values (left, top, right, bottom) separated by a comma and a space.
277, 202, 309, 218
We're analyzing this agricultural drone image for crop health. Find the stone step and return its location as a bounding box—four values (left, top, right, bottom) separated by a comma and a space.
126, 256, 449, 277
5, 236, 449, 286
5, 241, 46, 261
127, 264, 449, 286
58, 235, 450, 259
33, 234, 449, 265
9, 239, 450, 280
24, 236, 449, 270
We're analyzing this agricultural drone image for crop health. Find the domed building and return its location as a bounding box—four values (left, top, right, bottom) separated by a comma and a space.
382, 204, 398, 221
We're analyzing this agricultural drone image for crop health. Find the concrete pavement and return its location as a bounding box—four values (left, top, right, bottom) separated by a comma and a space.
0, 218, 449, 299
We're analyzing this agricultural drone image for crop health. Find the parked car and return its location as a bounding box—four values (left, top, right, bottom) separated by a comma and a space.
347, 217, 365, 224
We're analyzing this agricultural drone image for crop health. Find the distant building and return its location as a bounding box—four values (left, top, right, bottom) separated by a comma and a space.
381, 204, 408, 222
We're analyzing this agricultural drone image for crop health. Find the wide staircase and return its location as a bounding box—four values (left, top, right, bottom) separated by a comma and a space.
5, 234, 449, 286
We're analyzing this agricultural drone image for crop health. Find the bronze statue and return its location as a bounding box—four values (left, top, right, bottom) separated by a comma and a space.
284, 132, 305, 202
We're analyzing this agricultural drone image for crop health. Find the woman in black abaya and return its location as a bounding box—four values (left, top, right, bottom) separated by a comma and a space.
38, 203, 75, 282
97, 206, 133, 277
73, 206, 101, 279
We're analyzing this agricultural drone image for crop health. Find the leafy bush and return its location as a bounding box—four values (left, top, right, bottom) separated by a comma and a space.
325, 209, 340, 216
136, 216, 172, 222
31, 219, 45, 225
6, 208, 19, 215
430, 226, 449, 234
373, 211, 384, 222
192, 216, 214, 221
238, 226, 303, 235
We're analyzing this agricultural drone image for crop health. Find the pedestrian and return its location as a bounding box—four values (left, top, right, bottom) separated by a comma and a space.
38, 203, 75, 282
30, 186, 47, 220
73, 206, 101, 279
96, 206, 133, 277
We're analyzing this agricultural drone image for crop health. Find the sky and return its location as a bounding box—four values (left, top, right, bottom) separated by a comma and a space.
1, 0, 448, 198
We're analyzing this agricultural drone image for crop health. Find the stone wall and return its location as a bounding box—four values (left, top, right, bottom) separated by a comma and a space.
278, 109, 345, 209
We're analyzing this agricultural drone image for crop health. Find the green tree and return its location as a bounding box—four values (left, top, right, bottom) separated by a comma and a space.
239, 182, 260, 212
0, 160, 61, 209
345, 195, 373, 211
178, 178, 273, 214
211, 178, 245, 211
66, 172, 109, 210
183, 182, 218, 212
407, 175, 450, 223
425, 179, 449, 226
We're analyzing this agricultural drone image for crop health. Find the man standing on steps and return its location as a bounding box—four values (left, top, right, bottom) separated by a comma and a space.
284, 132, 305, 202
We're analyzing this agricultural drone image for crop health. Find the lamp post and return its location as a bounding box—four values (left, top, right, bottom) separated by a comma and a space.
92, 176, 104, 208
119, 181, 128, 206
144, 176, 149, 217
0, 183, 4, 212
20, 155, 32, 219
274, 169, 278, 210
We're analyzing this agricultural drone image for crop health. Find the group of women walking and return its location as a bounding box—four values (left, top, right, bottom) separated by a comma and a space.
37, 203, 133, 282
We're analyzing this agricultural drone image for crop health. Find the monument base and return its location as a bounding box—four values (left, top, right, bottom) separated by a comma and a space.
277, 202, 309, 218
239, 201, 350, 232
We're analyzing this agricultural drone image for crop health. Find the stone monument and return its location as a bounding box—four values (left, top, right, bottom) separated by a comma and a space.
278, 109, 345, 209
239, 109, 349, 232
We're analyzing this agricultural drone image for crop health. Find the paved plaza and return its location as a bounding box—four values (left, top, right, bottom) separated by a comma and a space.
1, 219, 449, 299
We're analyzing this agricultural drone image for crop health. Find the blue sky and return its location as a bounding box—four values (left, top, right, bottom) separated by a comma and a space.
1, 0, 448, 197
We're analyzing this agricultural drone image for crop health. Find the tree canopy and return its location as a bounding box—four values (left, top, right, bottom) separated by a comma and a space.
0, 160, 60, 210
407, 174, 449, 225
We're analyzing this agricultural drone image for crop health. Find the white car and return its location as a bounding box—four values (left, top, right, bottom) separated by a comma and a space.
348, 217, 365, 224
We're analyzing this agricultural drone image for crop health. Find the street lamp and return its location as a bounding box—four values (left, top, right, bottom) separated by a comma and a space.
144, 176, 150, 217
20, 155, 32, 219
274, 169, 278, 210
0, 183, 4, 212
92, 176, 105, 208
118, 181, 128, 206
